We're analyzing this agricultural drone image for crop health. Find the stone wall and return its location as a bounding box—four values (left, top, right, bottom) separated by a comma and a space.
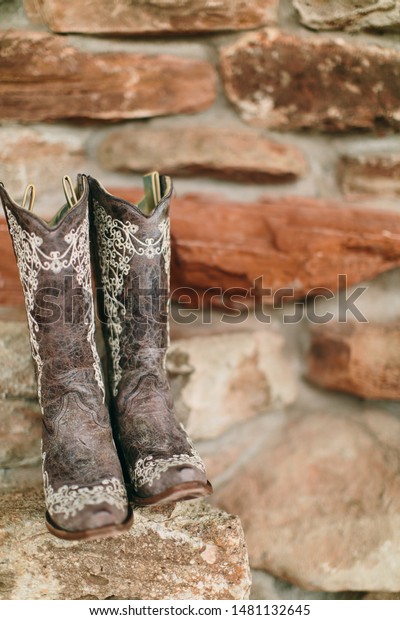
2, 1, 400, 212
1, 0, 400, 601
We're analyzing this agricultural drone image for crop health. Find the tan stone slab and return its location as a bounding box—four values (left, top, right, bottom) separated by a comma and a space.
98, 125, 307, 182
0, 320, 296, 475
293, 0, 400, 32
339, 153, 400, 199
169, 331, 297, 440
0, 490, 251, 600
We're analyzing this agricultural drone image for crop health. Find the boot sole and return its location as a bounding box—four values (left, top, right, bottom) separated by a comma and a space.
129, 480, 213, 507
45, 505, 134, 541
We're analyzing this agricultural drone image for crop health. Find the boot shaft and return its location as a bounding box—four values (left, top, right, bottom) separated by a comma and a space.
0, 178, 133, 539
89, 175, 172, 395
0, 177, 105, 410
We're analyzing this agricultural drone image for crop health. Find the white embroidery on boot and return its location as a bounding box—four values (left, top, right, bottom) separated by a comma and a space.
92, 200, 206, 494
93, 201, 170, 395
5, 207, 105, 404
132, 425, 206, 489
43, 458, 127, 519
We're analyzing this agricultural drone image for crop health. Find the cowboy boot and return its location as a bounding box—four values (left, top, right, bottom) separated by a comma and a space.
0, 176, 133, 539
88, 173, 212, 506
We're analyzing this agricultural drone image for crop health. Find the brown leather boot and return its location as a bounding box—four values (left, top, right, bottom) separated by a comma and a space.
88, 173, 212, 506
0, 176, 133, 539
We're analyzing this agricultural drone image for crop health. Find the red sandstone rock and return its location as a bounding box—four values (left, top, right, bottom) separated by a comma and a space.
308, 322, 400, 399
24, 0, 277, 34
2, 190, 400, 307
0, 30, 216, 122
109, 189, 400, 306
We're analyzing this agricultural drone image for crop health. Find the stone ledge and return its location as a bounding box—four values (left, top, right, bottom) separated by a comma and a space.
0, 489, 251, 600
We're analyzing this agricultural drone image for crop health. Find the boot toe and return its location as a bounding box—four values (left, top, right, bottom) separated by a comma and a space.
51, 500, 129, 533
136, 464, 209, 500
45, 478, 130, 535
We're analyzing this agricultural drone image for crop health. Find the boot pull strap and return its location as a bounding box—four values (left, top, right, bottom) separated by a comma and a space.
21, 184, 36, 211
139, 171, 161, 214
62, 175, 78, 209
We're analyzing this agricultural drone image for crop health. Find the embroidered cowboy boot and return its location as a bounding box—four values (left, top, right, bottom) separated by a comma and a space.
0, 176, 133, 539
89, 173, 212, 506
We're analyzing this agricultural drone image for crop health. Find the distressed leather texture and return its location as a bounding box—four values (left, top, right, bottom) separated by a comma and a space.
0, 178, 128, 532
89, 176, 207, 498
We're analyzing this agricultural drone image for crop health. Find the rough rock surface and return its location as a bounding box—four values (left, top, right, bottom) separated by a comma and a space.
0, 491, 251, 600
24, 0, 277, 34
339, 153, 400, 198
0, 31, 216, 122
98, 125, 307, 183
308, 322, 400, 400
168, 331, 296, 440
3, 190, 400, 307
293, 0, 400, 32
220, 29, 400, 131
213, 407, 400, 591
